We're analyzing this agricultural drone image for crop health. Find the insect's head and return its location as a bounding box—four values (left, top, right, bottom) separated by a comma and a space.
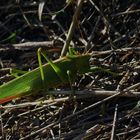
68, 54, 91, 74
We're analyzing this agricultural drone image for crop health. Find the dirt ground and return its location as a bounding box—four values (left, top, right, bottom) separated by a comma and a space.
0, 0, 140, 139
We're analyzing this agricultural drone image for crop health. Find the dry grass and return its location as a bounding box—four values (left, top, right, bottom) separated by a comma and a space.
0, 0, 140, 139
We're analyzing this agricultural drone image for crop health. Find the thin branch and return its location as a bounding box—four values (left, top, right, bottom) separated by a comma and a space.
61, 0, 84, 57
91, 47, 140, 56
0, 41, 54, 51
110, 104, 118, 140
